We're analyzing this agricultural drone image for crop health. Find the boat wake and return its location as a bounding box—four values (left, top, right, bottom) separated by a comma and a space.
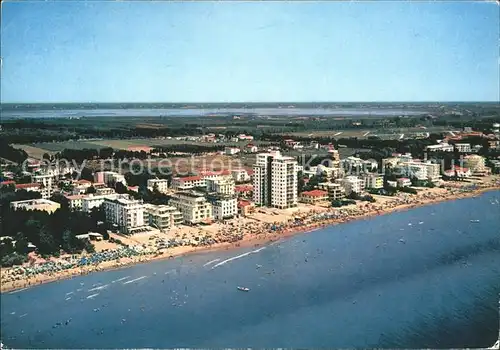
211, 247, 266, 269
112, 276, 130, 283
123, 276, 147, 285
86, 293, 99, 299
203, 258, 220, 267
87, 284, 110, 292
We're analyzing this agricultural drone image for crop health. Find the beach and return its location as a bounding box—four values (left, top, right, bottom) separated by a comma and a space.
2, 176, 499, 294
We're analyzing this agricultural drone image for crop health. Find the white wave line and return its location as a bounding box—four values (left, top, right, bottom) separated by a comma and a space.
65, 291, 74, 296
65, 297, 72, 301
86, 293, 99, 299
112, 276, 131, 283
8, 288, 28, 294
87, 284, 109, 292
19, 313, 28, 318
165, 270, 175, 275
203, 258, 220, 267
123, 276, 147, 285
212, 247, 266, 269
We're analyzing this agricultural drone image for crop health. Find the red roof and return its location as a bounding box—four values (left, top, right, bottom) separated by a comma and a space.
177, 176, 203, 182
76, 179, 91, 185
301, 190, 328, 197
15, 183, 41, 189
235, 185, 253, 192
245, 168, 254, 175
0, 181, 16, 186
238, 200, 252, 208
199, 170, 231, 177
66, 194, 86, 200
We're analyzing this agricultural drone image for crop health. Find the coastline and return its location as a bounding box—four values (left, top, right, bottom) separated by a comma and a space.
2, 184, 499, 294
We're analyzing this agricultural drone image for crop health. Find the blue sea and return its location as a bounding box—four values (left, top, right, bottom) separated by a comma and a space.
2, 191, 499, 348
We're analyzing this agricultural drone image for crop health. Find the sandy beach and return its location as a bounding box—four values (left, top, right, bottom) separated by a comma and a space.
2, 176, 499, 294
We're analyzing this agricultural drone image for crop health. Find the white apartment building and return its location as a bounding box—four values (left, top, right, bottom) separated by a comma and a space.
208, 195, 237, 220
336, 176, 365, 195
32, 174, 57, 199
94, 171, 127, 187
253, 151, 298, 209
66, 194, 85, 211
169, 192, 213, 224
398, 161, 442, 183
95, 186, 116, 195
171, 176, 205, 190
397, 178, 412, 187
342, 157, 377, 174
231, 169, 251, 183
198, 171, 233, 182
364, 174, 384, 189
104, 194, 146, 234
318, 182, 345, 200
82, 194, 119, 212
303, 164, 340, 179
206, 177, 235, 196
464, 155, 487, 175
455, 143, 472, 153
147, 179, 169, 193
426, 143, 454, 152
143, 204, 183, 230
72, 184, 89, 195
15, 183, 42, 194
10, 199, 61, 213
382, 153, 413, 169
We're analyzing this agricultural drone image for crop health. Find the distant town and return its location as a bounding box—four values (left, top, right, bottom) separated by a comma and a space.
1, 113, 500, 291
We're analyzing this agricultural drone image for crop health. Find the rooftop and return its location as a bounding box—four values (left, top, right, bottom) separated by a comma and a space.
15, 183, 41, 189
176, 176, 203, 182
301, 190, 328, 197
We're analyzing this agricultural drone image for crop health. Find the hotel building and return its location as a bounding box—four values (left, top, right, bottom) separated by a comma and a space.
147, 178, 169, 193
253, 151, 298, 209
143, 204, 183, 230
207, 195, 238, 220
10, 199, 61, 213
336, 176, 365, 195
206, 177, 235, 196
364, 174, 384, 189
31, 174, 57, 199
318, 182, 346, 201
169, 192, 213, 225
103, 194, 146, 234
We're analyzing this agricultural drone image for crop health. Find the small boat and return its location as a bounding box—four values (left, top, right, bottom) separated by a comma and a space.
470, 220, 480, 223
237, 286, 250, 292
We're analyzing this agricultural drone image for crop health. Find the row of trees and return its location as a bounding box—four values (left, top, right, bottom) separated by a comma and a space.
0, 140, 29, 164
0, 185, 105, 265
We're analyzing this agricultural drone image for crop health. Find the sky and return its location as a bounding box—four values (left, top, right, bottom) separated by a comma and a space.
1, 1, 499, 103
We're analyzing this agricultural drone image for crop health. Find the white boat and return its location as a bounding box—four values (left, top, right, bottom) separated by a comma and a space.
237, 286, 250, 292
487, 339, 499, 350
470, 220, 480, 223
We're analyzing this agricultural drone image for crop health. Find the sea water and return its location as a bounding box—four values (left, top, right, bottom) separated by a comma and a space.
1, 191, 499, 348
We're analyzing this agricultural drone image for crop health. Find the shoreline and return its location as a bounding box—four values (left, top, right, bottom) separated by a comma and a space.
2, 184, 499, 294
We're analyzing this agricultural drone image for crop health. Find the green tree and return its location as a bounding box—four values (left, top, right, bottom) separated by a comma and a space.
14, 232, 29, 254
